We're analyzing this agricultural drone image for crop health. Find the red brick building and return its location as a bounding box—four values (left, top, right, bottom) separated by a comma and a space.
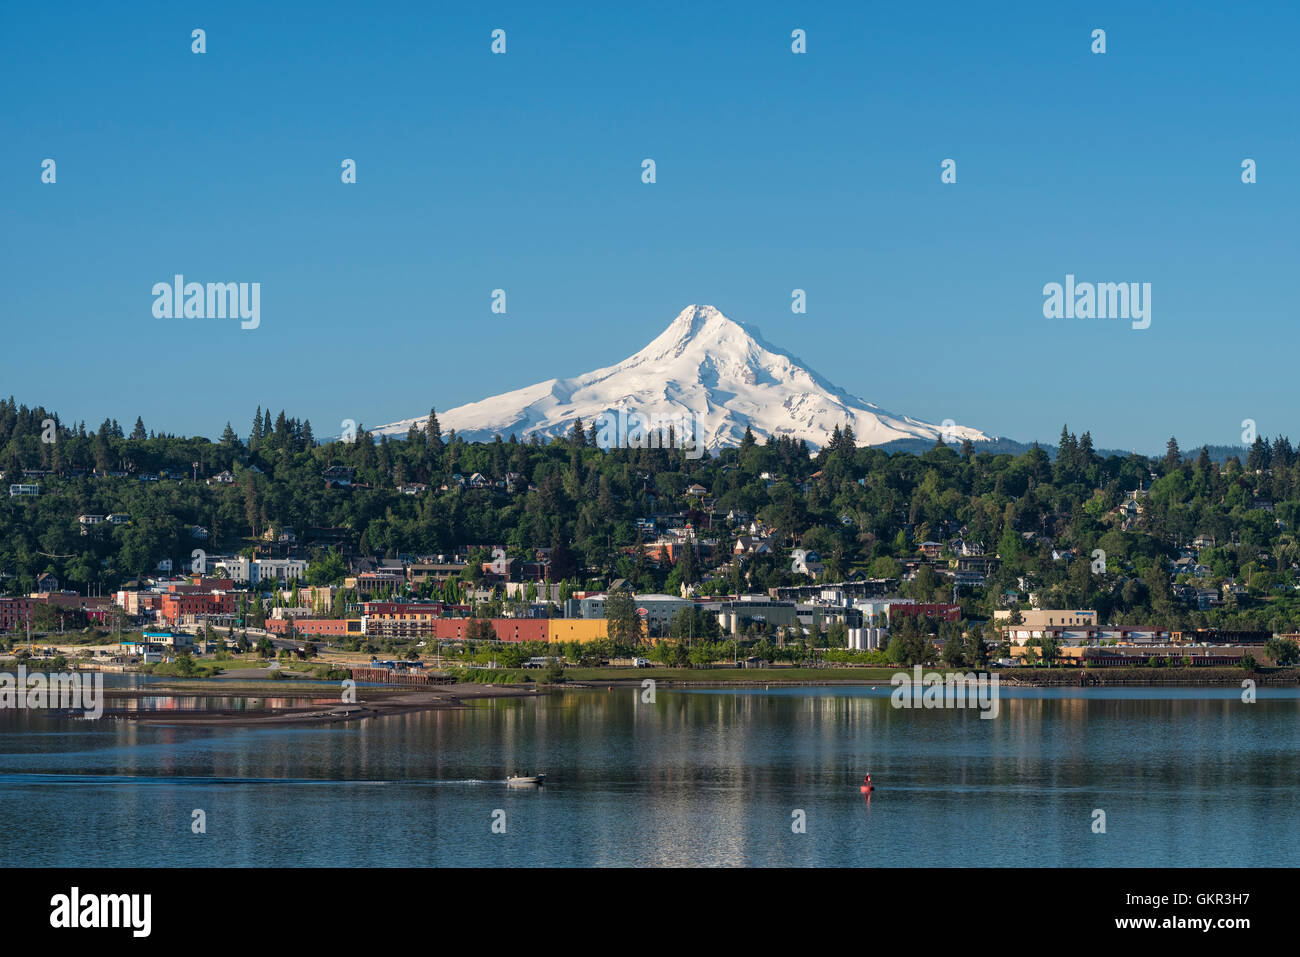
0, 594, 113, 631
889, 602, 961, 623
265, 617, 362, 637
157, 592, 236, 626
428, 618, 548, 643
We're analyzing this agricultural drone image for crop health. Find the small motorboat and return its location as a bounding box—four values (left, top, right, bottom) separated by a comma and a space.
506, 773, 546, 787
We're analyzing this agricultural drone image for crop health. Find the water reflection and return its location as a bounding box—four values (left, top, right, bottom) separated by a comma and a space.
0, 687, 1295, 866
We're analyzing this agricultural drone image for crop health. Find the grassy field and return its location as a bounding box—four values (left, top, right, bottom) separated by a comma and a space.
202, 656, 273, 670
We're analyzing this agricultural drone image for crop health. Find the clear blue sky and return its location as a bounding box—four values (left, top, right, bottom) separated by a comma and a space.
3, 1, 1296, 453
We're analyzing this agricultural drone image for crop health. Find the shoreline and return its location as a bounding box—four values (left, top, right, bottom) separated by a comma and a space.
16, 665, 1300, 728
100, 682, 542, 727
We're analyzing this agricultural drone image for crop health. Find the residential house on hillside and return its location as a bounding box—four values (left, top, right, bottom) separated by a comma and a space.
1222, 581, 1248, 601
734, 535, 775, 556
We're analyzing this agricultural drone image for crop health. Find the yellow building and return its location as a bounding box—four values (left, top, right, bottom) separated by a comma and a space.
546, 619, 608, 644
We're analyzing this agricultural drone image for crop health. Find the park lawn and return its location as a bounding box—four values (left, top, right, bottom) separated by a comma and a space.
201, 656, 270, 669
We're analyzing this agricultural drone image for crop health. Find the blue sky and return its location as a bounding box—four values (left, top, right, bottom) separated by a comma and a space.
2, 1, 1296, 453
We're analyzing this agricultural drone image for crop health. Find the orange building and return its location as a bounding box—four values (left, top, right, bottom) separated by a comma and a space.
546, 619, 608, 644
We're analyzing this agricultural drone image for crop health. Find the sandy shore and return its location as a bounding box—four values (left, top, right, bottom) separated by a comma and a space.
102, 682, 544, 727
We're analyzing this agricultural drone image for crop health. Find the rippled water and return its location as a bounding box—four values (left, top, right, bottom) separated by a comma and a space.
1, 685, 1295, 866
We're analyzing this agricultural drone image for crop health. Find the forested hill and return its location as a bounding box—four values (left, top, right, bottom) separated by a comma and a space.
4, 397, 1300, 633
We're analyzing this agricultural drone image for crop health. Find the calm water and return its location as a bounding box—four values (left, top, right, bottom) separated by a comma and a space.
1, 682, 1296, 866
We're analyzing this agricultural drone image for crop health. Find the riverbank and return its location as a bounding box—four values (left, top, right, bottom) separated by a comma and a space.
999, 666, 1300, 685
477, 666, 903, 685
101, 681, 542, 726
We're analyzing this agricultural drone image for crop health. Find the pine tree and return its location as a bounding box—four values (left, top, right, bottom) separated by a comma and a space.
250, 406, 264, 448
1078, 431, 1095, 467
273, 410, 289, 449
130, 417, 147, 441
679, 543, 697, 586
1165, 436, 1181, 469
425, 408, 442, 448
1058, 425, 1078, 475
1246, 436, 1271, 472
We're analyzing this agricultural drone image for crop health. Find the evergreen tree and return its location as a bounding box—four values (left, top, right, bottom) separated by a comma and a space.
1246, 436, 1271, 472
1078, 431, 1095, 467
250, 406, 264, 448
1164, 436, 1182, 469
425, 408, 442, 448
1058, 425, 1078, 475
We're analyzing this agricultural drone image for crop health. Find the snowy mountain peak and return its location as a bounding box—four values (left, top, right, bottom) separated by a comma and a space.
634, 304, 750, 363
374, 305, 991, 452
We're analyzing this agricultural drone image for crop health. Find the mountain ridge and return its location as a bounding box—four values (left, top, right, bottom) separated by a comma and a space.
374, 305, 994, 452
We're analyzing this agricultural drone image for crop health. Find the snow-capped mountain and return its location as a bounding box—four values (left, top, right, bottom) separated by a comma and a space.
374, 304, 991, 452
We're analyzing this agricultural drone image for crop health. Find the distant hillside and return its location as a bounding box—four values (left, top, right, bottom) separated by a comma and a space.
878, 437, 1257, 466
